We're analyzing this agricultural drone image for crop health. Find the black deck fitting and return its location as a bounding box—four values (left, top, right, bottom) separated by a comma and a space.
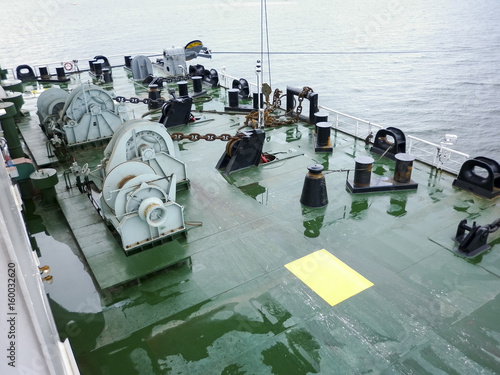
159, 96, 193, 128
346, 153, 418, 194
300, 164, 328, 208
370, 127, 406, 160
200, 67, 218, 88
453, 156, 500, 199
286, 86, 319, 124
15, 65, 37, 81
37, 66, 70, 83
224, 87, 257, 113
232, 78, 250, 99
216, 129, 266, 175
313, 122, 333, 153
453, 219, 491, 257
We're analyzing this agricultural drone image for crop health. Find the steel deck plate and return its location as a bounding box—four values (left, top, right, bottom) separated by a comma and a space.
11, 65, 500, 375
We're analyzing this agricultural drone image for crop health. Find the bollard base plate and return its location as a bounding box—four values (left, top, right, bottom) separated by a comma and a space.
346, 177, 418, 194
313, 132, 333, 152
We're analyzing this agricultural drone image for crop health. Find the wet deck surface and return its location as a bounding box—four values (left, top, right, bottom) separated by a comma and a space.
18, 68, 500, 374
17, 112, 58, 167
57, 190, 189, 290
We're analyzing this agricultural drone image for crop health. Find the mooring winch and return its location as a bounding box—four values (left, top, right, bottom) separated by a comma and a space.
98, 119, 187, 252
101, 119, 187, 184
162, 40, 211, 77
37, 84, 129, 145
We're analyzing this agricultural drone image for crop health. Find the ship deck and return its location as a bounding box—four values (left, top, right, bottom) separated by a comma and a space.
17, 67, 500, 374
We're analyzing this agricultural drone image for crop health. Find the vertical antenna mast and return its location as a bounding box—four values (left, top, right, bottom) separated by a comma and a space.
256, 60, 262, 128
257, 0, 265, 128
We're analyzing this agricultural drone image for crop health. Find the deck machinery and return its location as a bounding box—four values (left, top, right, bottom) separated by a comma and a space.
37, 84, 128, 146
98, 119, 187, 253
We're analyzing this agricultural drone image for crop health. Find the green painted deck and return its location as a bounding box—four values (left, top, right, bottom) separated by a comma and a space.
56, 183, 190, 290
17, 66, 500, 375
17, 114, 58, 167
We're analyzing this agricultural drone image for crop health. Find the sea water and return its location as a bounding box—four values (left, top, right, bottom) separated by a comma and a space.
2, 0, 499, 160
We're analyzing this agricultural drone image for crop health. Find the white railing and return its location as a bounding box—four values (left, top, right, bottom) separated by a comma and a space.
319, 105, 383, 139
8, 58, 468, 174
407, 136, 469, 174
319, 105, 468, 175
219, 67, 258, 91
5, 52, 161, 73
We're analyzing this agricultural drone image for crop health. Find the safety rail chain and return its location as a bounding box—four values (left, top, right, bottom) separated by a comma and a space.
318, 105, 469, 175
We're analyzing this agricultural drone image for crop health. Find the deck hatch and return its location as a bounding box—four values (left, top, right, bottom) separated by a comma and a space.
285, 249, 373, 306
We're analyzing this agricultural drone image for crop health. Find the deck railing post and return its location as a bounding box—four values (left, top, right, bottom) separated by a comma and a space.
433, 147, 440, 169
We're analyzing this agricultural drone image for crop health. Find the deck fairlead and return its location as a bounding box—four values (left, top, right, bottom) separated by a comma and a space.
370, 127, 406, 160
452, 156, 500, 199
453, 218, 500, 257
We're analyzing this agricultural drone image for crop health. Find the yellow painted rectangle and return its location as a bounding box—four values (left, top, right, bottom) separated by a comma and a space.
285, 249, 373, 306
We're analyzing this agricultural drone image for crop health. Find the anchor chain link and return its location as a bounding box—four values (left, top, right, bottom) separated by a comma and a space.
244, 86, 314, 128
170, 132, 243, 142
487, 218, 500, 233
295, 86, 313, 119
114, 96, 164, 106
114, 75, 194, 105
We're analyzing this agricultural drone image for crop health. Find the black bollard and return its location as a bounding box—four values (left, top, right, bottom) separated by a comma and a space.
148, 84, 161, 109
124, 56, 132, 68
39, 67, 50, 80
316, 122, 331, 147
314, 111, 329, 129
192, 76, 202, 93
353, 156, 374, 187
394, 153, 415, 183
253, 92, 263, 109
88, 60, 96, 72
300, 164, 328, 208
178, 81, 188, 97
228, 89, 239, 107
102, 68, 113, 83
56, 67, 66, 81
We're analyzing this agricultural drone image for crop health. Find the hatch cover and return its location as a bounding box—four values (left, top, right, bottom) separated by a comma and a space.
285, 249, 373, 306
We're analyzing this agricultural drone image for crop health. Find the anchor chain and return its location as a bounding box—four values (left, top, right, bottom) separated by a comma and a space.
295, 86, 313, 119
114, 75, 194, 105
158, 75, 193, 84
486, 218, 500, 233
244, 86, 314, 128
271, 88, 282, 109
170, 132, 243, 142
114, 96, 165, 106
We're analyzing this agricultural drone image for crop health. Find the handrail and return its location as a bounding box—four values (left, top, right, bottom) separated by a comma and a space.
318, 105, 469, 175
5, 53, 164, 79
7, 60, 469, 175
319, 105, 384, 130
5, 52, 161, 71
219, 67, 258, 90
319, 105, 383, 138
407, 135, 469, 174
